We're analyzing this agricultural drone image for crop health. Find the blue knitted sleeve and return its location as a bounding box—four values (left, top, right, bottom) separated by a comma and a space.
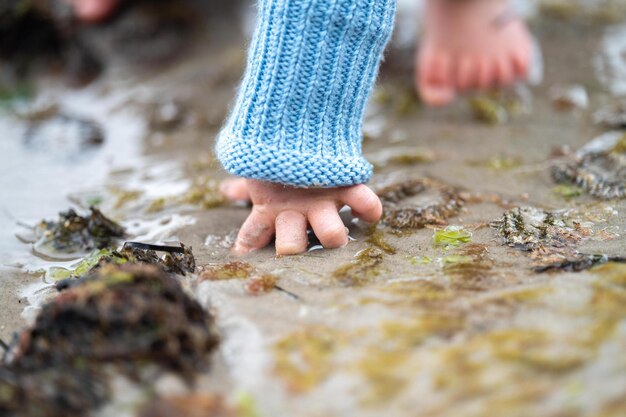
217, 0, 396, 188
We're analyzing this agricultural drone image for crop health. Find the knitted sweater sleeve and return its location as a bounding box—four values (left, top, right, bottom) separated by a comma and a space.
217, 0, 396, 188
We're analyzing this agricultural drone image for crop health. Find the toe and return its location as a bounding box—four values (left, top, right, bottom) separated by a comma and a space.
512, 48, 531, 80
420, 84, 457, 107
307, 204, 348, 249
275, 210, 308, 256
233, 208, 275, 255
495, 57, 515, 87
220, 178, 250, 202
477, 57, 495, 90
456, 56, 475, 92
417, 50, 457, 107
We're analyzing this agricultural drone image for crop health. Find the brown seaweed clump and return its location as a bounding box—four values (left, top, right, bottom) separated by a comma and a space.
0, 264, 219, 417
198, 261, 255, 281
33, 207, 126, 256
377, 178, 465, 230
552, 132, 626, 199
468, 87, 531, 125
443, 244, 496, 291
332, 247, 385, 286
245, 274, 279, 295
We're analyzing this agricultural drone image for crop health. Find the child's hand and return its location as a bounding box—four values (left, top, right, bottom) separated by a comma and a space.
220, 179, 382, 256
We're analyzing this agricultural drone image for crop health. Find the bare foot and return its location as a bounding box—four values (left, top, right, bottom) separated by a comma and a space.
69, 0, 120, 23
222, 179, 382, 256
417, 0, 532, 106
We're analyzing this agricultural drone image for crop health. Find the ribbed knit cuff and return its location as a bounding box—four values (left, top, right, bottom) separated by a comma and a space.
217, 0, 396, 188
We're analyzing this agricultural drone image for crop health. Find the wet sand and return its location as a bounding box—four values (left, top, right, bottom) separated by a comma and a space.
1, 3, 626, 417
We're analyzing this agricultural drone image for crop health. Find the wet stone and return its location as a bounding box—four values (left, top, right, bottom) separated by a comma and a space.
552, 131, 626, 199
377, 178, 465, 230
1, 264, 219, 417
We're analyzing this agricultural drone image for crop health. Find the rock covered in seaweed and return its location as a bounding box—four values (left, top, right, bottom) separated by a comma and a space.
491, 206, 583, 251
551, 131, 626, 199
594, 100, 626, 128
1, 264, 219, 417
32, 207, 126, 258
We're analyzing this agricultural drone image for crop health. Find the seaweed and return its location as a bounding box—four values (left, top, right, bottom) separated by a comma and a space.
396, 279, 452, 300
468, 88, 530, 125
539, 0, 626, 23
355, 347, 411, 406
1, 264, 219, 417
245, 274, 278, 295
377, 178, 465, 230
332, 248, 385, 286
179, 178, 226, 209
553, 184, 583, 199
34, 207, 126, 256
443, 244, 495, 291
273, 326, 343, 393
469, 95, 508, 125
0, 367, 110, 417
468, 155, 522, 171
433, 226, 472, 248
365, 225, 397, 254
236, 392, 261, 417
198, 261, 254, 281
594, 263, 626, 289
